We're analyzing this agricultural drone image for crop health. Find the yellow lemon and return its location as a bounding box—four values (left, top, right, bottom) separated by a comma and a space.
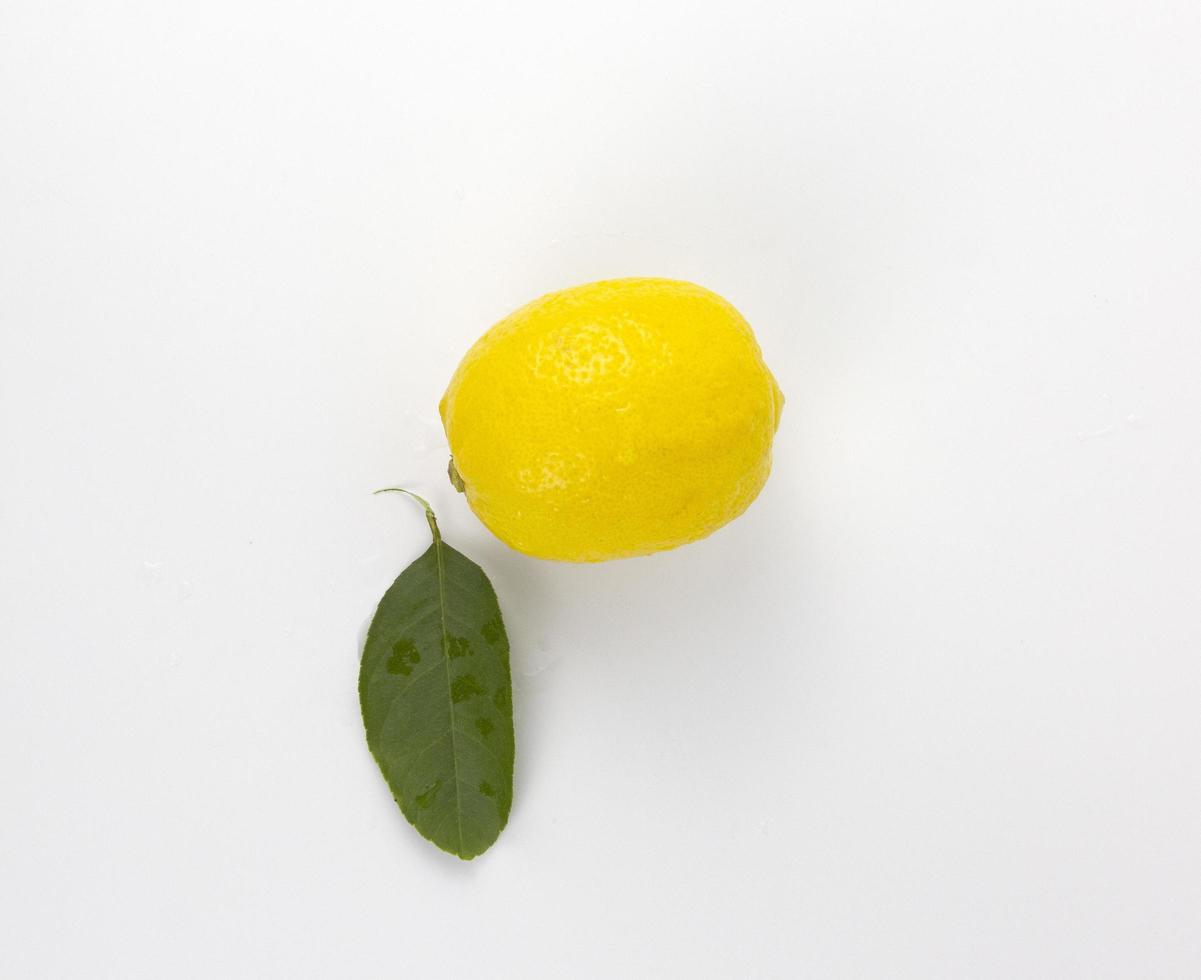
439, 278, 783, 561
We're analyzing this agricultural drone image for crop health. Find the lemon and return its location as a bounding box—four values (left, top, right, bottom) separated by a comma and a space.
439, 278, 783, 561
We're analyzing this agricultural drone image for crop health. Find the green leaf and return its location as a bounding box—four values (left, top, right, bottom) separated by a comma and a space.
359, 490, 515, 860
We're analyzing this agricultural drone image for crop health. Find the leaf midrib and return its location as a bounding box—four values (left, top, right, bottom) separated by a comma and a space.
433, 535, 466, 856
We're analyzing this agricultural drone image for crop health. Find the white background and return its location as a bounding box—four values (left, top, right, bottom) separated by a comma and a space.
2, 1, 1200, 977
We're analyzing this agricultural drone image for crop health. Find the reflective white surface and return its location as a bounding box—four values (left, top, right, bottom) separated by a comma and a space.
2, 1, 1200, 976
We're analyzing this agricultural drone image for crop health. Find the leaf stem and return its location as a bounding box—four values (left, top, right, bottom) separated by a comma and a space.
373, 487, 440, 543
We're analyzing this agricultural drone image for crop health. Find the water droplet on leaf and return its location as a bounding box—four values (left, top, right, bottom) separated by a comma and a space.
451, 674, 484, 703
387, 639, 421, 675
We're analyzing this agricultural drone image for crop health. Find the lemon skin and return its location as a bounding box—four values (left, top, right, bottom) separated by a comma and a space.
439, 278, 783, 562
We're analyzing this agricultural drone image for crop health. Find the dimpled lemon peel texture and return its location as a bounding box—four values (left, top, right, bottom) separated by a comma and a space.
439, 277, 784, 562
